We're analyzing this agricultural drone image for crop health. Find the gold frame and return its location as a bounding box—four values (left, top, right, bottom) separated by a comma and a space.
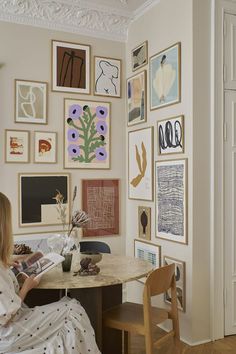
34, 131, 57, 164
64, 98, 111, 170
94, 55, 122, 98
51, 39, 91, 95
127, 70, 147, 127
163, 255, 186, 312
138, 206, 151, 240
155, 158, 188, 245
131, 40, 148, 72
150, 42, 181, 111
15, 79, 48, 124
128, 126, 154, 201
5, 129, 30, 163
157, 115, 184, 155
18, 172, 70, 227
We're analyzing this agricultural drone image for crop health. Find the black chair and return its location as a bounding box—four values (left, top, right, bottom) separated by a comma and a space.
79, 241, 111, 253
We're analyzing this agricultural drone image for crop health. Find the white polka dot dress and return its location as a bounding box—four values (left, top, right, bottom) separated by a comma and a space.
0, 264, 101, 354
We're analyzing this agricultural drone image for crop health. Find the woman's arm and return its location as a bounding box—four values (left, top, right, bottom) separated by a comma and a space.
18, 275, 41, 302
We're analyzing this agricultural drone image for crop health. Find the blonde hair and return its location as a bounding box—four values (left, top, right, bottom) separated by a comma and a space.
0, 193, 13, 266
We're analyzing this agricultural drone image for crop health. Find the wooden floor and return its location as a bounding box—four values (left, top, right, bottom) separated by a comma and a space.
131, 328, 236, 354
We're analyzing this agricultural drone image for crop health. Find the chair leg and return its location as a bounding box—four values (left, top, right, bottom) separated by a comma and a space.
123, 331, 131, 354
144, 335, 153, 354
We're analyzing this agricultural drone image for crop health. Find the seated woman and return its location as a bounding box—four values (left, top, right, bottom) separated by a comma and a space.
0, 192, 100, 354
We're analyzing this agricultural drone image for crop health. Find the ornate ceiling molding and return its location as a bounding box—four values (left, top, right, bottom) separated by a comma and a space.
0, 0, 159, 41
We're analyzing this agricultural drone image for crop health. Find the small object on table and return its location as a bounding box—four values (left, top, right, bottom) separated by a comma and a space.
62, 253, 73, 272
13, 243, 32, 255
80, 251, 102, 264
73, 257, 100, 276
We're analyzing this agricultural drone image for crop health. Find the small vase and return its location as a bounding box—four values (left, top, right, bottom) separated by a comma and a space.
62, 253, 73, 272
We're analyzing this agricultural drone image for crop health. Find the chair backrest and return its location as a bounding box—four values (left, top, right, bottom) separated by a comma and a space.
144, 263, 175, 297
79, 241, 111, 253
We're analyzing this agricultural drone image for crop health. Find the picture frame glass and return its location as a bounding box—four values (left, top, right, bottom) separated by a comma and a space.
5, 130, 29, 163
138, 206, 151, 240
34, 132, 57, 163
94, 57, 121, 98
131, 41, 148, 71
157, 115, 184, 155
127, 70, 146, 126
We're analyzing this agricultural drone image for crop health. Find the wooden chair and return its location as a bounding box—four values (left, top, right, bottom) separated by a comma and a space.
79, 241, 111, 253
103, 263, 180, 354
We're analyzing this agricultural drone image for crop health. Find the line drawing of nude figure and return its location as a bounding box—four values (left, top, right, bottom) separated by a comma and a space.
95, 60, 119, 95
153, 55, 176, 103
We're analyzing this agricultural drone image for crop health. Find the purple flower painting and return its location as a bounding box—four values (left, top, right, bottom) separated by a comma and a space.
64, 99, 110, 169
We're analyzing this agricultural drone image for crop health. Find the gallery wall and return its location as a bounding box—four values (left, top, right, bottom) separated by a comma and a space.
125, 0, 211, 345
0, 21, 126, 254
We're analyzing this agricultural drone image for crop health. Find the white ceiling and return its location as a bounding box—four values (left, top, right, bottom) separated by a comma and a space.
0, 0, 160, 41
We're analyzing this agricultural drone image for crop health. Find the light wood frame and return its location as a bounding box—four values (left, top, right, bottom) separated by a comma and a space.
150, 42, 181, 110
5, 129, 30, 163
94, 56, 122, 98
51, 39, 91, 94
157, 115, 184, 155
127, 70, 147, 127
34, 131, 57, 164
15, 79, 48, 124
138, 206, 151, 240
131, 40, 148, 72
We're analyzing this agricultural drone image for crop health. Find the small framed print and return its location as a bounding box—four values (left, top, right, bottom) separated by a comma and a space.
94, 56, 121, 98
150, 42, 181, 110
34, 131, 57, 163
15, 80, 48, 124
157, 115, 184, 155
138, 206, 151, 240
5, 130, 29, 163
52, 40, 91, 94
131, 40, 148, 72
163, 256, 186, 312
127, 70, 147, 126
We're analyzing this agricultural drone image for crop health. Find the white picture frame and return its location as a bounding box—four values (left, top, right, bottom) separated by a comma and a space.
157, 115, 184, 155
5, 129, 30, 163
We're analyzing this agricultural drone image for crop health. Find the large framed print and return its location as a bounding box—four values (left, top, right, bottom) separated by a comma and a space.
34, 131, 57, 163
150, 42, 181, 110
52, 40, 90, 94
5, 129, 30, 163
163, 256, 186, 312
15, 79, 47, 124
82, 179, 119, 237
127, 70, 147, 126
19, 173, 70, 227
94, 56, 121, 98
64, 99, 110, 169
128, 127, 153, 201
131, 40, 148, 72
155, 159, 187, 244
157, 115, 184, 155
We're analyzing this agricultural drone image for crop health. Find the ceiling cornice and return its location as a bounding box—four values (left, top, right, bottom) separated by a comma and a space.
0, 0, 159, 42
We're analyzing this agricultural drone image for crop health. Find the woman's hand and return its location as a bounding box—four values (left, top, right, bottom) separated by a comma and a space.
19, 275, 41, 302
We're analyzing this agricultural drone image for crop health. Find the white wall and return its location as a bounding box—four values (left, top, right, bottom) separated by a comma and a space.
0, 21, 126, 254
126, 0, 211, 344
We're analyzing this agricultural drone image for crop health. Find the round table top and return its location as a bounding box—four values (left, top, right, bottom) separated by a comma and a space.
37, 253, 153, 289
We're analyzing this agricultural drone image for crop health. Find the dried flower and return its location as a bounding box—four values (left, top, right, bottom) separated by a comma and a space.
53, 189, 67, 230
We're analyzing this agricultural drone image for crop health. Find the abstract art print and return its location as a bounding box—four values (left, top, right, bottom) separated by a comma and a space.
5, 130, 29, 163
34, 131, 57, 163
52, 40, 90, 94
131, 40, 148, 71
127, 70, 146, 126
64, 99, 110, 169
150, 42, 181, 110
82, 179, 119, 237
138, 206, 151, 240
19, 173, 70, 227
15, 80, 47, 124
94, 56, 121, 98
163, 256, 186, 312
155, 159, 187, 244
157, 115, 184, 155
128, 127, 153, 201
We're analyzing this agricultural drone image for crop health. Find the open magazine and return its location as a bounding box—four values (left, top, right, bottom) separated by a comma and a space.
11, 251, 65, 279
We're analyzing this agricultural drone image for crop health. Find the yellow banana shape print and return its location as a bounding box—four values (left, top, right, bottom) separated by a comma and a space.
130, 142, 147, 187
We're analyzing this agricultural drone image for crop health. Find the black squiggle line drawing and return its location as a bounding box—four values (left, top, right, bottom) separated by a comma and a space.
159, 120, 182, 153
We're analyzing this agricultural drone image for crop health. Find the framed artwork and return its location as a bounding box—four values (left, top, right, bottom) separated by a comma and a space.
157, 115, 184, 155
131, 40, 148, 71
94, 56, 121, 98
64, 99, 110, 169
52, 40, 90, 94
82, 179, 119, 237
34, 131, 57, 163
150, 42, 181, 110
134, 239, 161, 283
128, 127, 153, 201
15, 79, 47, 124
5, 129, 29, 163
19, 173, 70, 227
155, 159, 188, 244
127, 70, 146, 126
138, 206, 151, 240
163, 256, 186, 312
